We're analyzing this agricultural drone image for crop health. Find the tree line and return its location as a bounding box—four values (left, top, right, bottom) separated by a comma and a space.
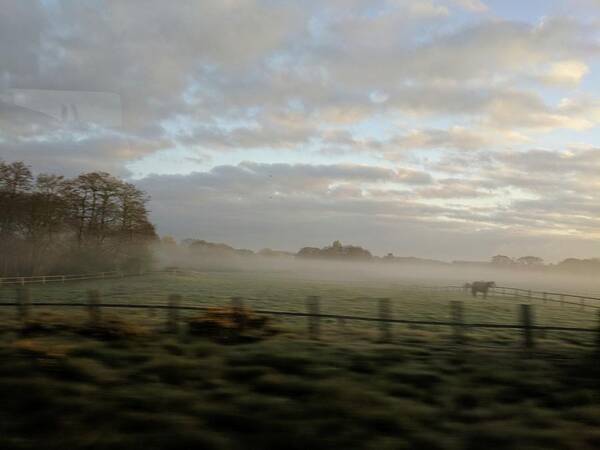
0, 160, 157, 276
297, 240, 373, 260
162, 238, 600, 275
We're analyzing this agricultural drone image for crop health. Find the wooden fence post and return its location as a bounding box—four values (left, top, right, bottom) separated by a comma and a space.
337, 317, 347, 333
560, 294, 564, 307
596, 310, 600, 355
16, 286, 31, 324
542, 292, 547, 304
87, 289, 101, 327
167, 294, 182, 333
231, 296, 245, 330
231, 296, 244, 311
378, 298, 392, 342
451, 301, 464, 344
519, 304, 534, 349
306, 296, 321, 340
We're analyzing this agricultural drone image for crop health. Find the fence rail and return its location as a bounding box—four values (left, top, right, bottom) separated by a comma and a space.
0, 268, 201, 286
3, 269, 600, 310
413, 284, 600, 310
0, 270, 168, 286
2, 269, 600, 349
489, 285, 600, 309
0, 271, 128, 286
0, 300, 597, 333
1, 287, 600, 350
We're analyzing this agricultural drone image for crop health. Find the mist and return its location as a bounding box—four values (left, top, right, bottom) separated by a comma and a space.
153, 242, 600, 296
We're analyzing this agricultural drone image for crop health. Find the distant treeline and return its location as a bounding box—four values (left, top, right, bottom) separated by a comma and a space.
169, 239, 372, 261
165, 238, 600, 275
172, 238, 295, 259
486, 254, 600, 274
297, 240, 372, 260
0, 160, 157, 276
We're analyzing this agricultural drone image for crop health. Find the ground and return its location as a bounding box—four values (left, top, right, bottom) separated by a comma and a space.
0, 271, 599, 449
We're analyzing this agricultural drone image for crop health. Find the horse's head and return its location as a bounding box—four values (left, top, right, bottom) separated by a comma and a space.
487, 281, 496, 288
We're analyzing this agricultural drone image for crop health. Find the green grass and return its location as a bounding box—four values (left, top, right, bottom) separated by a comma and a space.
1, 272, 600, 449
0, 271, 597, 348
1, 324, 600, 450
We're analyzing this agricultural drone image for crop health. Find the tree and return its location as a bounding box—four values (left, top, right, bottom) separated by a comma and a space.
491, 255, 514, 266
161, 236, 177, 247
0, 160, 36, 274
517, 256, 544, 266
0, 161, 33, 194
296, 242, 372, 260
0, 161, 157, 276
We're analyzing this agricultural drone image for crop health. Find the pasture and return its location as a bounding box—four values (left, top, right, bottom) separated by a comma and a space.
1, 271, 600, 450
1, 271, 598, 348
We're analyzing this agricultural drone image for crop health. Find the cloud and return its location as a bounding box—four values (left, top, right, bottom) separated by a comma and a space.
389, 127, 488, 152
2, 1, 599, 159
135, 154, 600, 259
138, 161, 432, 198
450, 0, 488, 12
541, 60, 590, 85
408, 1, 450, 17
2, 1, 600, 260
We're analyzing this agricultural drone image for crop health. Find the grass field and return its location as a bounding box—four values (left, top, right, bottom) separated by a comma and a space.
1, 271, 598, 347
1, 271, 600, 449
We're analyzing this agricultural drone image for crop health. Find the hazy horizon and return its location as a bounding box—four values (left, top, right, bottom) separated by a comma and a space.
161, 237, 598, 265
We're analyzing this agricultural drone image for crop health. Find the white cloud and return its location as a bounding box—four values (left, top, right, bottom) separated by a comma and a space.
2, 0, 600, 259
408, 1, 450, 17
450, 0, 488, 12
541, 60, 590, 85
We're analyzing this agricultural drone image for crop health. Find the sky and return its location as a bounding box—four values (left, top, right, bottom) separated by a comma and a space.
2, 0, 600, 261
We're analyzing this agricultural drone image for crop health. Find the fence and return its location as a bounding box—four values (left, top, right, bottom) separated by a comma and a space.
493, 286, 600, 310
2, 287, 600, 351
416, 284, 600, 310
3, 269, 600, 312
0, 271, 131, 286
2, 270, 600, 350
0, 268, 198, 286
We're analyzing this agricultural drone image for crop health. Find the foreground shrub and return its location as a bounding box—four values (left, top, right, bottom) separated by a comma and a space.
187, 306, 276, 344
20, 315, 150, 341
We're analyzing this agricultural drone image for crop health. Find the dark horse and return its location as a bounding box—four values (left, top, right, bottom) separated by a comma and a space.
470, 281, 496, 298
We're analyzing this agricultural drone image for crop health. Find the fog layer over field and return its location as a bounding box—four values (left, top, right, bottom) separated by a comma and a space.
155, 247, 600, 297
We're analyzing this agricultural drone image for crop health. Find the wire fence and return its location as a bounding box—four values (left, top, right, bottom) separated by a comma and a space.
3, 268, 600, 310
1, 281, 599, 350
1, 269, 600, 349
0, 271, 135, 286
414, 285, 600, 310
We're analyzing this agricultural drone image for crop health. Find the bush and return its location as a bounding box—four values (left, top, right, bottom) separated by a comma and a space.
187, 306, 276, 344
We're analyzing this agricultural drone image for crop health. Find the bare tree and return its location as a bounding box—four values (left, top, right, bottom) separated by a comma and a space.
0, 161, 157, 276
